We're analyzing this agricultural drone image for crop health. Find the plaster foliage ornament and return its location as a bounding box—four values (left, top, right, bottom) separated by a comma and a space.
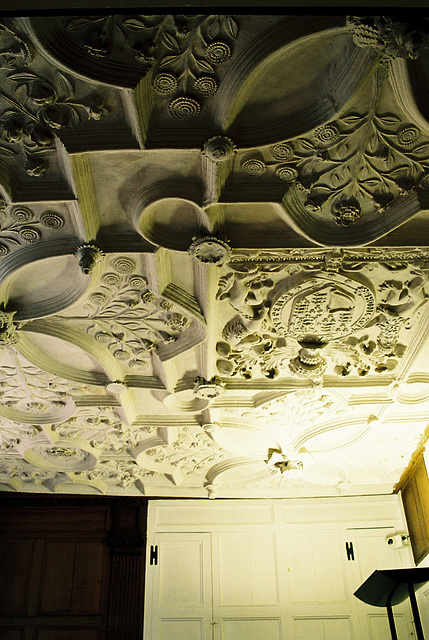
189, 235, 231, 265
296, 110, 429, 222
30, 443, 94, 472
66, 14, 162, 62
202, 136, 236, 163
62, 14, 238, 109
62, 257, 191, 370
0, 309, 21, 349
0, 351, 93, 419
346, 15, 429, 60
135, 425, 227, 481
0, 420, 39, 452
193, 376, 225, 400
0, 22, 107, 176
0, 458, 55, 484
149, 15, 238, 118
0, 202, 64, 254
77, 458, 156, 489
53, 408, 125, 451
244, 98, 429, 228
74, 243, 105, 275
247, 389, 343, 436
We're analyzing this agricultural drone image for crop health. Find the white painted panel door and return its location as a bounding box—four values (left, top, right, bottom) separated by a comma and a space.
212, 531, 283, 640
282, 527, 357, 640
348, 528, 414, 640
147, 532, 213, 640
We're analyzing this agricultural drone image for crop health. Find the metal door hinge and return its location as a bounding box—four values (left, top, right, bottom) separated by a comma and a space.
346, 541, 355, 561
150, 544, 158, 565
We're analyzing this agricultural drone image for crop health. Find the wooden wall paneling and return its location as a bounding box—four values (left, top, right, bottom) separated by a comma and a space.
106, 500, 147, 640
401, 456, 429, 563
0, 495, 149, 640
0, 539, 35, 615
71, 542, 105, 614
40, 541, 76, 613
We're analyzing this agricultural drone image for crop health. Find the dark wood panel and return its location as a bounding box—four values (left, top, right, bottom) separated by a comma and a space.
0, 540, 34, 614
71, 543, 104, 614
0, 507, 109, 533
40, 542, 75, 613
36, 629, 99, 640
0, 628, 24, 640
0, 495, 147, 640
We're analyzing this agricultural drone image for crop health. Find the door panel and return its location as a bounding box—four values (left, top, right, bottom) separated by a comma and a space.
285, 531, 348, 605
221, 617, 282, 640
292, 616, 353, 640
217, 532, 279, 606
349, 528, 414, 640
148, 533, 212, 640
158, 618, 205, 640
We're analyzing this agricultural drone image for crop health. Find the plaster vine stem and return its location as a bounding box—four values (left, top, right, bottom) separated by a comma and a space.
0, 91, 39, 123
10, 350, 38, 403
91, 314, 162, 338
346, 57, 389, 199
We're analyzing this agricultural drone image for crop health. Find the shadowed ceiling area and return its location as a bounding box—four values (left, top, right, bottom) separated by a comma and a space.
1, 14, 429, 498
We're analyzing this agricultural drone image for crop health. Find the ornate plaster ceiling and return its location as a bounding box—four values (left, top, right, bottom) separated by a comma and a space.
1, 14, 429, 498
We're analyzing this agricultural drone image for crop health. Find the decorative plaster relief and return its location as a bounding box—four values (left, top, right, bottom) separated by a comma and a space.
189, 236, 231, 265
133, 425, 228, 484
28, 15, 238, 115
59, 256, 196, 372
241, 102, 429, 245
0, 203, 64, 254
347, 16, 429, 60
53, 407, 125, 450
216, 259, 429, 380
0, 21, 107, 178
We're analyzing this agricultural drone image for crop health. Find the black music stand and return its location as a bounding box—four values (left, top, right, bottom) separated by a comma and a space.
354, 568, 429, 640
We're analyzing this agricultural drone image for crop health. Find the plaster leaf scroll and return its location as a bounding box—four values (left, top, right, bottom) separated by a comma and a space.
244, 108, 429, 226
52, 407, 125, 451
0, 457, 56, 486
0, 21, 107, 177
152, 15, 239, 119
0, 341, 101, 426
34, 15, 238, 117
133, 425, 229, 484
59, 256, 195, 372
